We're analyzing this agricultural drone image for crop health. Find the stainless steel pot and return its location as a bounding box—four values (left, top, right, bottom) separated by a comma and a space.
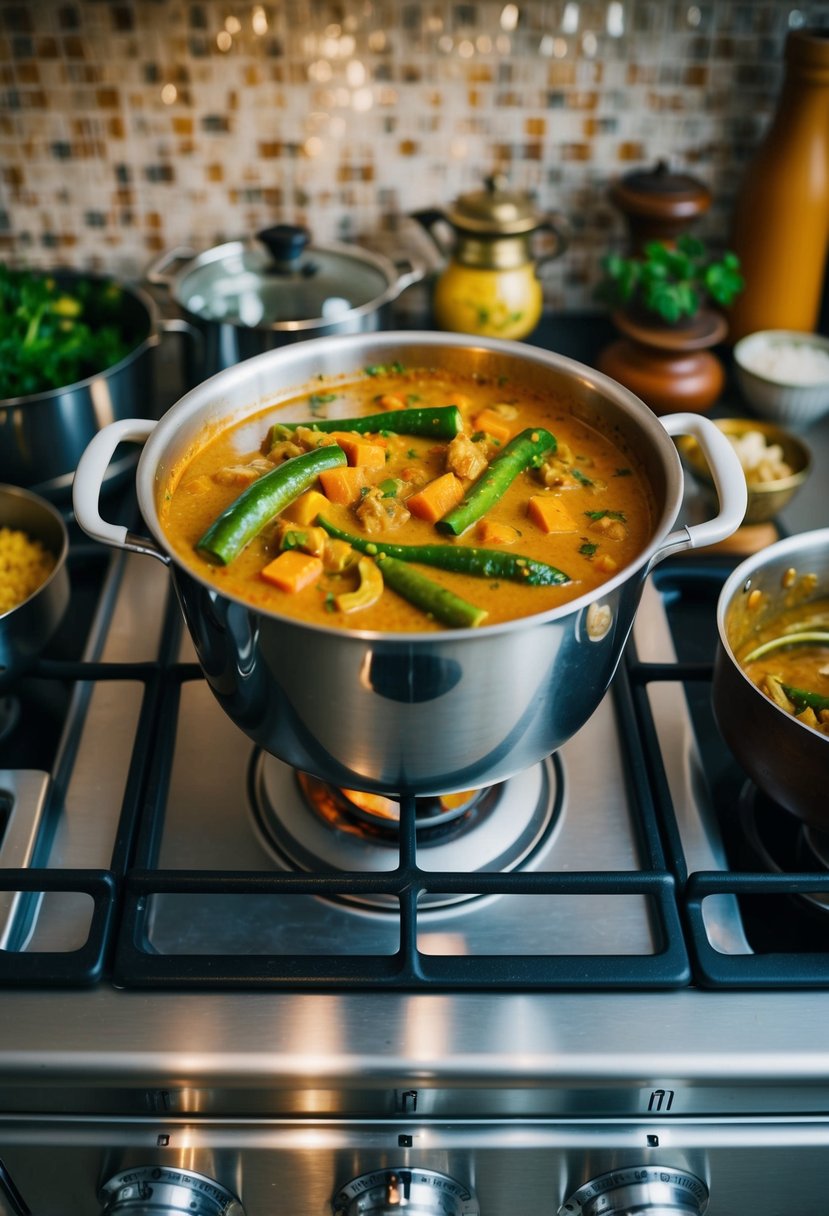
712, 527, 829, 830
0, 484, 69, 676
72, 332, 746, 795
146, 225, 424, 377
0, 270, 194, 500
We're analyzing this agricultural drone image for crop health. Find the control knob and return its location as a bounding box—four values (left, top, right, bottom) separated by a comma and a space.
559, 1166, 708, 1216
334, 1168, 479, 1216
99, 1166, 244, 1216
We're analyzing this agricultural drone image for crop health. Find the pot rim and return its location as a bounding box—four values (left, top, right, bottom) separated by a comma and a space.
715, 525, 829, 741
0, 270, 161, 409
134, 330, 686, 643
160, 237, 420, 334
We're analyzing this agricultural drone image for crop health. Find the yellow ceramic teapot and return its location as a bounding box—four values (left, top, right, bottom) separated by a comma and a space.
415, 175, 569, 340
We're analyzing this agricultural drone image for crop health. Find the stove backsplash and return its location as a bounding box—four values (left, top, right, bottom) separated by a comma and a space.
2, 0, 829, 311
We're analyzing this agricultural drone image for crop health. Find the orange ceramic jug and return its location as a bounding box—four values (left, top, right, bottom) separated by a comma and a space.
727, 29, 829, 342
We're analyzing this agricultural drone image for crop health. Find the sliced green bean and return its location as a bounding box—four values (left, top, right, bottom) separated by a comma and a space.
196, 445, 346, 566
437, 427, 557, 536
374, 552, 487, 628
269, 405, 463, 443
317, 517, 571, 586
742, 630, 829, 663
781, 684, 829, 713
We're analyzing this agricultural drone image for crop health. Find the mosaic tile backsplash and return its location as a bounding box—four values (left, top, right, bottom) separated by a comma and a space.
2, 0, 828, 312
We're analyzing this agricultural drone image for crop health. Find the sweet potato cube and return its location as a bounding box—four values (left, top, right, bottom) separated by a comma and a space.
527, 494, 579, 533
475, 518, 519, 546
406, 472, 464, 523
283, 489, 329, 526
318, 466, 368, 505
472, 408, 512, 444
337, 436, 387, 469
260, 549, 323, 592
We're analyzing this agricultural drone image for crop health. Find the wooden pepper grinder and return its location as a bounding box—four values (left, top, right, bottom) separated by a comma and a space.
609, 160, 711, 254
727, 29, 829, 343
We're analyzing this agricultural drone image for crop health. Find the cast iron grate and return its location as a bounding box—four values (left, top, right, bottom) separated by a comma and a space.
2, 550, 826, 989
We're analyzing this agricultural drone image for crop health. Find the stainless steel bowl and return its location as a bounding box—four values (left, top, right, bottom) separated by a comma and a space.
713, 527, 829, 830
0, 484, 70, 675
73, 331, 746, 795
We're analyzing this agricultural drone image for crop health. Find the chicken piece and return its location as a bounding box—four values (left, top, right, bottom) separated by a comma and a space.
355, 486, 411, 534
212, 458, 273, 487
446, 432, 488, 481
267, 439, 304, 464
589, 514, 627, 541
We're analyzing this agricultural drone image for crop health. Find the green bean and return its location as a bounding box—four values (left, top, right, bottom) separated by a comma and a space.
317, 518, 571, 586
196, 445, 346, 566
437, 427, 557, 536
269, 405, 463, 443
742, 631, 829, 662
781, 684, 829, 713
374, 552, 487, 628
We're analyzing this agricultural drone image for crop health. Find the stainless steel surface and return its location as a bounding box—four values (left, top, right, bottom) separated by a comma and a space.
0, 272, 193, 500
0, 483, 69, 673
713, 527, 829, 828
73, 331, 744, 793
558, 1166, 709, 1216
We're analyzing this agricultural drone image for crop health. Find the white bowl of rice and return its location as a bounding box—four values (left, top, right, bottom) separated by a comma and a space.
733, 329, 829, 428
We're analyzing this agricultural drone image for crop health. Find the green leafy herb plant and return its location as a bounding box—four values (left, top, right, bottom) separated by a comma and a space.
598, 235, 744, 326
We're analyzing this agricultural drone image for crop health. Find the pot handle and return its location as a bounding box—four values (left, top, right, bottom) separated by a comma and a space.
145, 246, 198, 287
651, 412, 747, 563
72, 419, 170, 564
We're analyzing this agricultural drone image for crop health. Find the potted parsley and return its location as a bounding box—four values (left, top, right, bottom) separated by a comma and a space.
598, 235, 744, 325
596, 236, 745, 415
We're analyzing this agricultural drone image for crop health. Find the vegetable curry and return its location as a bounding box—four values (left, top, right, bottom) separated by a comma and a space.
738, 596, 829, 736
159, 364, 655, 632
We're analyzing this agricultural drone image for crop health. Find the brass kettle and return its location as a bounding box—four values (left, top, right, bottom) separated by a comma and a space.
414, 175, 569, 339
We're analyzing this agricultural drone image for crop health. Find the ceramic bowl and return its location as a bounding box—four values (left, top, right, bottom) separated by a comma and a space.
677, 417, 811, 526
733, 329, 829, 429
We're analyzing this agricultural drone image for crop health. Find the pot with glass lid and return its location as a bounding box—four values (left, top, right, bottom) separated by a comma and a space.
414, 175, 569, 340
146, 224, 423, 376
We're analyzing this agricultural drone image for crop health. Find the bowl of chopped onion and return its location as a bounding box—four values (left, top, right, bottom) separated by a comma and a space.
733, 329, 829, 428
677, 417, 811, 525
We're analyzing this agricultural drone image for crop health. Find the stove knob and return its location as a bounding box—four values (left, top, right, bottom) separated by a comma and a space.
559, 1166, 708, 1216
333, 1168, 479, 1216
99, 1166, 244, 1216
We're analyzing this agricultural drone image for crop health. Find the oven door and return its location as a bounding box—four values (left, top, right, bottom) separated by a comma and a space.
2, 1117, 829, 1215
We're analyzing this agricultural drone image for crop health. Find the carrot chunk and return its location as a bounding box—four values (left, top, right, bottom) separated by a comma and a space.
260, 549, 323, 592
406, 472, 464, 523
473, 408, 512, 444
318, 466, 368, 505
527, 494, 579, 533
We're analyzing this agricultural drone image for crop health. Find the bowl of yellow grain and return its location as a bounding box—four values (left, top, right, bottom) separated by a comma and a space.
0, 484, 70, 675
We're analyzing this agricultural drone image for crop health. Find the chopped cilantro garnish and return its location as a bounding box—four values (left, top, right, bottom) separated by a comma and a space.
585, 509, 627, 522
579, 541, 599, 557
323, 593, 336, 612
614, 467, 632, 477
571, 467, 594, 486
309, 392, 337, 414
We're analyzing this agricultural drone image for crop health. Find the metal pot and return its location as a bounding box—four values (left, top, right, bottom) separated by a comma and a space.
145, 225, 424, 377
72, 332, 746, 795
0, 484, 69, 676
712, 527, 829, 830
0, 269, 194, 501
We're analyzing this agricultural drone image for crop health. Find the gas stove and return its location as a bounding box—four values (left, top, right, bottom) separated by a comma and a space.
2, 324, 829, 1215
